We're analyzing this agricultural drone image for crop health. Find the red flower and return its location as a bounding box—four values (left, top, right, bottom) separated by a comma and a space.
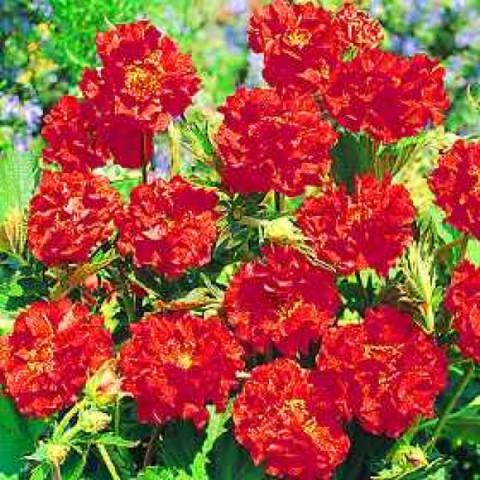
1, 299, 112, 417
0, 335, 9, 387
297, 174, 416, 276
28, 172, 122, 266
216, 88, 338, 196
316, 306, 448, 437
429, 140, 480, 239
95, 20, 200, 131
224, 245, 339, 357
445, 261, 480, 363
233, 359, 350, 480
115, 176, 219, 278
325, 49, 450, 143
119, 312, 244, 428
248, 0, 340, 94
333, 3, 384, 52
41, 96, 107, 172
79, 68, 155, 169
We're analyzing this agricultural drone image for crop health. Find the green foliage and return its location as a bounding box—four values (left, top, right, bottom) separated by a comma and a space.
0, 397, 46, 475
46, 0, 149, 82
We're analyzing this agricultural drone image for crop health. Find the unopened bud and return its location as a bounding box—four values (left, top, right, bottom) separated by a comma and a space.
392, 445, 428, 469
263, 217, 304, 246
79, 410, 111, 434
46, 443, 70, 466
85, 360, 123, 406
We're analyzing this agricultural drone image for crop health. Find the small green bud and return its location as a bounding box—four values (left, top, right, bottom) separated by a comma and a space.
79, 410, 111, 434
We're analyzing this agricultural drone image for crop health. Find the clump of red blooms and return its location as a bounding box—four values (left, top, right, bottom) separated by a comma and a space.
429, 140, 480, 239
325, 48, 450, 143
316, 306, 448, 438
446, 261, 480, 363
0, 299, 112, 417
115, 176, 219, 279
297, 174, 416, 276
119, 311, 244, 428
28, 171, 122, 266
233, 359, 350, 480
215, 88, 338, 196
42, 20, 199, 171
224, 245, 339, 357
248, 0, 382, 95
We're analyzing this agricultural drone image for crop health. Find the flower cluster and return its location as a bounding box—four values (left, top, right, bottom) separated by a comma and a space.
119, 312, 244, 428
316, 306, 448, 437
224, 245, 339, 357
215, 88, 338, 196
42, 20, 199, 171
233, 359, 350, 480
325, 49, 450, 143
297, 175, 416, 276
115, 176, 219, 278
28, 171, 122, 266
429, 140, 480, 239
446, 261, 480, 363
0, 300, 112, 417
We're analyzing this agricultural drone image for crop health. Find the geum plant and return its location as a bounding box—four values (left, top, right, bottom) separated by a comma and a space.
2, 1, 480, 479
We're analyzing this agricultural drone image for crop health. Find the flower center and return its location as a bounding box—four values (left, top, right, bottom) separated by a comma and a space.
282, 398, 325, 440
176, 352, 193, 370
278, 299, 304, 323
285, 29, 312, 48
125, 64, 161, 99
26, 344, 54, 374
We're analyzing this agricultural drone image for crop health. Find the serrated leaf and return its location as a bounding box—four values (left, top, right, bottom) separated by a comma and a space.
94, 433, 139, 448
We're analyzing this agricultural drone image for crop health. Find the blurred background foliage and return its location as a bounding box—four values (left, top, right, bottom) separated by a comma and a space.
1, 0, 480, 478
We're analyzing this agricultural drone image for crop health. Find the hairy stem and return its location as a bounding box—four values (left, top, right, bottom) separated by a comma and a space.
98, 444, 121, 480
143, 426, 161, 468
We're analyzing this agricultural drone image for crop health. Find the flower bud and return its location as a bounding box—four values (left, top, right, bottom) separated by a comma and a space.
85, 360, 123, 407
263, 217, 304, 246
79, 410, 111, 434
46, 443, 70, 466
392, 445, 428, 469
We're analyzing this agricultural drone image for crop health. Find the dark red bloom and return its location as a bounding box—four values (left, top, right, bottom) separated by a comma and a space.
429, 140, 480, 239
115, 176, 219, 278
297, 174, 416, 276
224, 245, 339, 357
333, 2, 384, 52
28, 172, 122, 266
445, 261, 480, 363
216, 88, 338, 196
95, 20, 200, 131
233, 359, 350, 480
325, 49, 450, 143
316, 306, 448, 437
248, 0, 340, 94
0, 335, 8, 386
1, 299, 112, 417
119, 312, 244, 428
41, 96, 107, 172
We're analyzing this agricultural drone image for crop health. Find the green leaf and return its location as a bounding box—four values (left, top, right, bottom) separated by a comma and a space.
207, 431, 267, 480
441, 396, 480, 444
331, 132, 375, 191
190, 405, 232, 480
466, 238, 480, 266
0, 397, 46, 474
137, 467, 189, 480
93, 433, 139, 449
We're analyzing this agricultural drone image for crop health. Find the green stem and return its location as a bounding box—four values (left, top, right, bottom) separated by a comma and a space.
114, 399, 121, 436
52, 462, 62, 480
434, 234, 466, 262
97, 444, 121, 480
274, 191, 283, 214
426, 361, 475, 452
54, 400, 86, 440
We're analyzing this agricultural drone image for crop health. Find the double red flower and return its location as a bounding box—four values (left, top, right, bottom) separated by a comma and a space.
115, 176, 219, 278
297, 174, 416, 276
316, 306, 448, 437
429, 140, 480, 239
233, 359, 350, 480
42, 20, 199, 171
224, 245, 339, 357
216, 88, 337, 196
1, 300, 113, 417
325, 49, 450, 143
446, 261, 480, 363
119, 312, 244, 428
28, 172, 122, 266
